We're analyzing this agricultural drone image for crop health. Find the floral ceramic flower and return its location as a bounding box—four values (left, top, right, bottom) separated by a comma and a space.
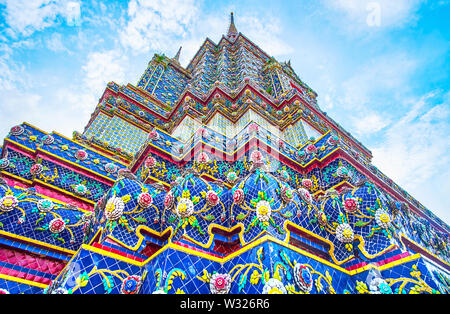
0, 288, 10, 294
205, 190, 220, 207
327, 135, 340, 146
10, 125, 24, 136
262, 278, 287, 294
369, 277, 392, 294
336, 166, 350, 178
121, 275, 142, 294
280, 185, 294, 203
75, 150, 88, 161
317, 211, 328, 227
233, 189, 245, 205
41, 134, 55, 145
343, 197, 359, 214
164, 192, 175, 210
0, 195, 18, 212
73, 184, 88, 196
296, 151, 307, 162
104, 196, 125, 221
30, 164, 43, 176
305, 144, 317, 155
256, 200, 272, 222
37, 199, 54, 213
210, 273, 231, 294
145, 156, 157, 168
375, 209, 391, 229
50, 287, 68, 294
297, 188, 313, 204
279, 169, 290, 182
48, 218, 66, 234
293, 264, 313, 293
175, 198, 194, 218
104, 163, 117, 174
0, 158, 10, 169
336, 223, 354, 243
302, 179, 313, 190
226, 172, 238, 184
137, 192, 153, 209
197, 151, 210, 164
148, 130, 159, 140
250, 150, 264, 163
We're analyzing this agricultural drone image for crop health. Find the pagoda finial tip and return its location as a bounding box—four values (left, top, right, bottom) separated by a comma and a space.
173, 46, 182, 62
227, 12, 238, 40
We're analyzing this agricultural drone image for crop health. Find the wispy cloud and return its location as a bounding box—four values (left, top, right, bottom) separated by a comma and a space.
2, 0, 81, 38
118, 0, 199, 56
82, 50, 128, 96
340, 52, 419, 110
116, 0, 293, 66
45, 32, 68, 52
372, 91, 450, 188
322, 0, 425, 32
352, 112, 391, 136
235, 14, 294, 57
0, 53, 24, 90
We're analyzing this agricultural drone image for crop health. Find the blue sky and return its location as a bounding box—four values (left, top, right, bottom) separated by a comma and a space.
0, 0, 449, 224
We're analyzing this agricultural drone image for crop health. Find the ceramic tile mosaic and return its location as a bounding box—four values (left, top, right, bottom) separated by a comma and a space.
0, 13, 448, 295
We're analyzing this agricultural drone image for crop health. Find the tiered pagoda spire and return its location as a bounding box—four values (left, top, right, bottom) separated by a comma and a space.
226, 12, 239, 41
173, 46, 182, 63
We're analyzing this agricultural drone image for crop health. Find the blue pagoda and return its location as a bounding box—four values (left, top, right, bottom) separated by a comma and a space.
0, 13, 448, 295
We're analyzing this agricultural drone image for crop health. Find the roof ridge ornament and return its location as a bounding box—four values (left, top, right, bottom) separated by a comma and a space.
227, 12, 238, 41
173, 46, 182, 63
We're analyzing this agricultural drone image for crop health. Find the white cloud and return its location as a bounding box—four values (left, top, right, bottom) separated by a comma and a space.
117, 1, 293, 66
0, 46, 30, 90
372, 91, 450, 188
0, 84, 96, 138
0, 45, 128, 139
2, 0, 81, 37
235, 14, 294, 57
370, 91, 450, 223
82, 50, 128, 96
177, 12, 294, 66
0, 57, 21, 90
324, 0, 425, 30
352, 112, 390, 136
52, 87, 97, 134
119, 0, 199, 55
46, 32, 68, 52
307, 50, 420, 141
340, 52, 418, 109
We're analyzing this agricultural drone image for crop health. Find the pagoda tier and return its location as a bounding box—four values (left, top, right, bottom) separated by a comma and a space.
0, 13, 448, 294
